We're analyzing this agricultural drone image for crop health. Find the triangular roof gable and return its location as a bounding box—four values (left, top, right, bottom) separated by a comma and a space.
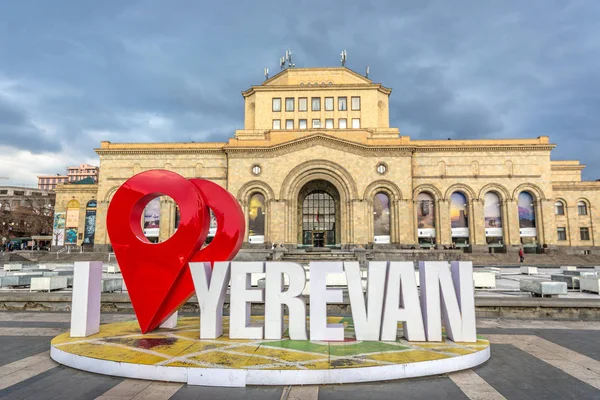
262, 67, 372, 86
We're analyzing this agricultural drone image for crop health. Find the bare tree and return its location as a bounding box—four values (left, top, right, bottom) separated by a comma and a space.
0, 196, 54, 241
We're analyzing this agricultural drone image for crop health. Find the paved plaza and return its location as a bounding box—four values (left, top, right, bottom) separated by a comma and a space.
1, 312, 600, 399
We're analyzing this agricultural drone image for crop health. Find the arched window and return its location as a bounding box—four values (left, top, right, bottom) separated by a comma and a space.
450, 192, 469, 244
518, 191, 537, 243
417, 192, 436, 244
373, 192, 390, 243
578, 201, 588, 216
555, 201, 565, 215
248, 193, 265, 243
484, 192, 503, 244
83, 200, 97, 245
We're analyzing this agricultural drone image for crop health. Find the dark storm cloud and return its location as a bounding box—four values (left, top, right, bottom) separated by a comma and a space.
0, 0, 599, 180
0, 97, 60, 153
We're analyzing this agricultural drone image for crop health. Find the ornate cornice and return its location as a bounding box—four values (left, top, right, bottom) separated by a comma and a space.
96, 148, 225, 156
553, 182, 600, 191
413, 145, 555, 152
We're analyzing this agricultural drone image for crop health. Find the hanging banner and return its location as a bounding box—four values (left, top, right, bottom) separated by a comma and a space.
518, 192, 537, 237
248, 193, 265, 243
84, 210, 96, 245
373, 193, 391, 243
66, 228, 78, 244
52, 212, 66, 246
484, 192, 503, 237
143, 198, 161, 238
66, 208, 79, 228
450, 192, 469, 237
417, 193, 435, 238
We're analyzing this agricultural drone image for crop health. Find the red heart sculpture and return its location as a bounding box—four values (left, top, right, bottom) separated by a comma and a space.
106, 170, 245, 333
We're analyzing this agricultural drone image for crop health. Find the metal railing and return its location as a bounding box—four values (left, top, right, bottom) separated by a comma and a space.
56, 246, 70, 259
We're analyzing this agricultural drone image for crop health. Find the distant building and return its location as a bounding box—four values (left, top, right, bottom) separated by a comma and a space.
67, 164, 99, 183
37, 175, 68, 191
38, 164, 99, 191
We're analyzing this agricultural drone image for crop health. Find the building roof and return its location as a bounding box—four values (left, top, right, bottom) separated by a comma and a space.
70, 177, 96, 185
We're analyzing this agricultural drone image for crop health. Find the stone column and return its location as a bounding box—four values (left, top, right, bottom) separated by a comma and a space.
94, 201, 109, 252
159, 198, 172, 242
438, 199, 451, 247
471, 198, 486, 252
400, 199, 415, 246
269, 200, 286, 244
539, 199, 557, 248
505, 199, 521, 252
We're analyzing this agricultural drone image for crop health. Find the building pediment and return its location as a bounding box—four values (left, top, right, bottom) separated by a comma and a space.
261, 67, 372, 87
225, 132, 412, 158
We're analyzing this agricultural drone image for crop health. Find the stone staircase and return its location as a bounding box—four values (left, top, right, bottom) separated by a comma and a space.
277, 249, 369, 265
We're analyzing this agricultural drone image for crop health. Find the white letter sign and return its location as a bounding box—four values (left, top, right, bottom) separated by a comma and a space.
190, 261, 231, 339
310, 261, 345, 341
265, 262, 308, 340
230, 262, 265, 339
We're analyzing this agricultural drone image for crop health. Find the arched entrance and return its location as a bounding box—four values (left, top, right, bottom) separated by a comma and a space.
298, 180, 340, 247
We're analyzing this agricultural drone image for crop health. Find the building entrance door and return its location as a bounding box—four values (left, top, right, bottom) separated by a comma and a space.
313, 231, 325, 247
301, 191, 336, 247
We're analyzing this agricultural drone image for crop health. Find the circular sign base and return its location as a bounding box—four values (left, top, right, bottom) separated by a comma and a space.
50, 316, 490, 387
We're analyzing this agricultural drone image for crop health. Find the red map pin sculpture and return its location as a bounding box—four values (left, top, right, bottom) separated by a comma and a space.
106, 170, 245, 333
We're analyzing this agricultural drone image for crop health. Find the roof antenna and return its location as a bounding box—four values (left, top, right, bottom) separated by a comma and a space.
340, 49, 347, 67
280, 49, 295, 70
365, 66, 370, 78
264, 67, 269, 80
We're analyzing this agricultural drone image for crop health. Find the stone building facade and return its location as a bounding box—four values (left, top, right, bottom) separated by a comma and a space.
54, 67, 600, 253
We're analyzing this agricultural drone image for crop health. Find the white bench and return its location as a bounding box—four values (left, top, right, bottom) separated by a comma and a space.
30, 276, 68, 292
102, 278, 123, 293
473, 271, 496, 288
520, 279, 567, 297
580, 277, 600, 294
106, 264, 120, 274
520, 266, 538, 275
551, 274, 580, 289
3, 264, 23, 271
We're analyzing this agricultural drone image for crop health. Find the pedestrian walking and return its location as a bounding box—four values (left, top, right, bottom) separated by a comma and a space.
518, 248, 525, 263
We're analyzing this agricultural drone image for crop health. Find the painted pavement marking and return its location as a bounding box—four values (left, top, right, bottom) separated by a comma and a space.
0, 351, 58, 390
95, 379, 152, 399
95, 380, 182, 400
282, 385, 319, 400
0, 327, 65, 336
449, 369, 506, 400
487, 334, 600, 390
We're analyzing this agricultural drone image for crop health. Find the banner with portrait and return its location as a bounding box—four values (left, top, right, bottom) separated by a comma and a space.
84, 210, 96, 245
52, 212, 66, 246
248, 193, 265, 243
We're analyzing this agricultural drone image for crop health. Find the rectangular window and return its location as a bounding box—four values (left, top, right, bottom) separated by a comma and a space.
285, 119, 294, 129
339, 118, 347, 129
299, 119, 307, 129
312, 119, 321, 128
285, 98, 294, 112
580, 227, 590, 241
325, 97, 334, 111
272, 98, 281, 112
351, 96, 361, 110
578, 203, 588, 215
352, 118, 361, 128
298, 98, 307, 111
325, 119, 334, 129
311, 97, 321, 111
338, 97, 347, 111
557, 227, 567, 241
272, 119, 281, 129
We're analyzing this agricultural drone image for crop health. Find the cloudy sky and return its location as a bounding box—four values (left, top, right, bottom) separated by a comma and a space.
1, 0, 599, 185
